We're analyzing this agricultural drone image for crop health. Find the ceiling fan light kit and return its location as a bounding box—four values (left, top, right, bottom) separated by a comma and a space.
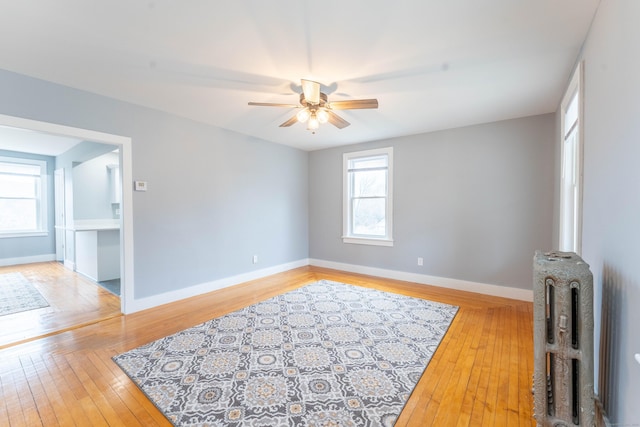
316, 109, 329, 124
248, 79, 378, 133
307, 114, 320, 132
296, 108, 310, 123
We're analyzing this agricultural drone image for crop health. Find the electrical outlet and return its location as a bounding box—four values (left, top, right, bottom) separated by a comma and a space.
417, 257, 423, 266
252, 255, 258, 264
635, 353, 640, 365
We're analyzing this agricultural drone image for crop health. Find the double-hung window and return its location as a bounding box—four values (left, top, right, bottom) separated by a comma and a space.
343, 147, 393, 246
559, 62, 583, 253
0, 157, 48, 237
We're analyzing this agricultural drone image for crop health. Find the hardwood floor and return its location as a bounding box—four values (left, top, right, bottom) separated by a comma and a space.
0, 262, 121, 350
0, 265, 535, 426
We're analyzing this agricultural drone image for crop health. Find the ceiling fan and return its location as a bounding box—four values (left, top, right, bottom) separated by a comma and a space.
248, 79, 378, 133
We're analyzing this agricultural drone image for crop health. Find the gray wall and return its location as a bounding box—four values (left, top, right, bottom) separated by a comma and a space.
0, 150, 56, 260
310, 114, 555, 290
571, 1, 640, 423
0, 69, 309, 299
73, 151, 119, 220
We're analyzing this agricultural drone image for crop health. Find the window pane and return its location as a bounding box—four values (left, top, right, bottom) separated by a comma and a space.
564, 92, 578, 137
0, 199, 37, 231
352, 169, 386, 197
0, 174, 37, 198
352, 197, 386, 236
349, 155, 387, 170
0, 162, 41, 176
563, 128, 578, 184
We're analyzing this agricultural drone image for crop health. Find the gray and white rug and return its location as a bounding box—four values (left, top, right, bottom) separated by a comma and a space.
0, 272, 50, 317
113, 280, 458, 426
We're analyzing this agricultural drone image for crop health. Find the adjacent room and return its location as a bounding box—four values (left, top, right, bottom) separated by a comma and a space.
0, 131, 123, 348
0, 1, 638, 426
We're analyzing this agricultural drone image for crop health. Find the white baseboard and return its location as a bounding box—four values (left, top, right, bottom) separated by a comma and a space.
0, 253, 56, 267
309, 258, 533, 301
126, 258, 310, 314
118, 256, 534, 314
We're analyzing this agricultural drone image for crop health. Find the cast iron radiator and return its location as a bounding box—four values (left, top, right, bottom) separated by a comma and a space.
533, 251, 595, 426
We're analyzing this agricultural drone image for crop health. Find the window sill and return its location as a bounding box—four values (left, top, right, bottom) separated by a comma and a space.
0, 231, 49, 239
342, 236, 394, 247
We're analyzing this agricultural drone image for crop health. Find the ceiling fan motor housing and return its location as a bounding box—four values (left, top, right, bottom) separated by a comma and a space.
300, 92, 328, 110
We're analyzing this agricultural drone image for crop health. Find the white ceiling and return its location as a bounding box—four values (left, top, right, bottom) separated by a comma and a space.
0, 1, 599, 151
0, 125, 84, 156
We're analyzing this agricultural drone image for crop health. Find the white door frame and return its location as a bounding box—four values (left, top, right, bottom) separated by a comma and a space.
54, 168, 65, 261
0, 114, 134, 314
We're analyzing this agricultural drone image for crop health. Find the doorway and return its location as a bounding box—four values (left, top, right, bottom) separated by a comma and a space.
0, 113, 134, 316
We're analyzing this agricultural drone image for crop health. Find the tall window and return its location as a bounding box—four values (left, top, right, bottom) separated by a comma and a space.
559, 62, 583, 253
0, 157, 48, 237
343, 147, 393, 246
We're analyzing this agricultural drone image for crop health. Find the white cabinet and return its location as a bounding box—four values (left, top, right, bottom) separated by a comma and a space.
75, 229, 120, 281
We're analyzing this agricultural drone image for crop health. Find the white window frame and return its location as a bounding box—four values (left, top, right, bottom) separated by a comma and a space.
0, 156, 48, 238
559, 61, 584, 254
342, 147, 393, 246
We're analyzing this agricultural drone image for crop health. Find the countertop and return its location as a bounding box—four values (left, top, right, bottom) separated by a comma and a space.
70, 219, 120, 231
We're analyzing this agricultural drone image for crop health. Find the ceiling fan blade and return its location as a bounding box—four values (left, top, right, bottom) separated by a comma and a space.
329, 99, 379, 110
248, 102, 298, 108
301, 79, 321, 105
327, 111, 350, 129
279, 115, 299, 127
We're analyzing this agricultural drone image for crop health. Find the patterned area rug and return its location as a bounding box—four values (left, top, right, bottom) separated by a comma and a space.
113, 280, 458, 426
0, 272, 50, 316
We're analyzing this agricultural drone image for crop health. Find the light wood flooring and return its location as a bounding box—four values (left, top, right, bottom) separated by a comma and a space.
0, 264, 535, 426
0, 262, 121, 350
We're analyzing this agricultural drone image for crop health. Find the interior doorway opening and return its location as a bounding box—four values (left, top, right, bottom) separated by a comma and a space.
0, 114, 133, 315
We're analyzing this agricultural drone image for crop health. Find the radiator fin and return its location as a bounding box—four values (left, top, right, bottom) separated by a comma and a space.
533, 251, 595, 427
